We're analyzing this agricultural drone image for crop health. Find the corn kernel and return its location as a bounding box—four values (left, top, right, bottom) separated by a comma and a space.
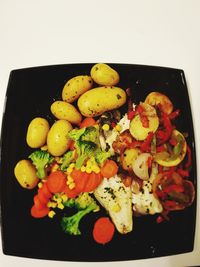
69, 163, 75, 168
93, 206, 100, 212
91, 165, 100, 173
115, 124, 122, 132
48, 210, 56, 218
69, 182, 75, 190
102, 123, 110, 131
61, 194, 68, 202
86, 160, 92, 168
56, 197, 62, 204
51, 163, 59, 172
112, 204, 121, 212
41, 145, 48, 151
57, 203, 65, 210
67, 175, 74, 183
81, 166, 86, 172
66, 167, 73, 174
55, 157, 63, 164
86, 167, 92, 174
47, 201, 57, 208
38, 182, 43, 189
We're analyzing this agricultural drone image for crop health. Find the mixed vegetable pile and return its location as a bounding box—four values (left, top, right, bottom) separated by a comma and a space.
14, 63, 195, 244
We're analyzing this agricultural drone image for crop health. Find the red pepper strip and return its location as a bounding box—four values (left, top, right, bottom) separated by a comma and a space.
140, 115, 149, 128
184, 145, 192, 168
140, 132, 154, 152
177, 168, 189, 177
169, 109, 180, 120
169, 138, 177, 146
147, 156, 152, 168
163, 184, 184, 193
127, 110, 135, 120
156, 215, 164, 224
130, 140, 142, 148
136, 104, 144, 114
155, 190, 167, 199
156, 145, 166, 152
158, 165, 164, 173
157, 112, 173, 144
164, 200, 177, 209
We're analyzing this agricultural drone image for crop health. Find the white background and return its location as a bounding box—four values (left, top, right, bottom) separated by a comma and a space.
0, 0, 199, 266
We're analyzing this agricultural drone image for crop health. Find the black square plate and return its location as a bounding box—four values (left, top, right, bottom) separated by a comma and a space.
0, 64, 197, 261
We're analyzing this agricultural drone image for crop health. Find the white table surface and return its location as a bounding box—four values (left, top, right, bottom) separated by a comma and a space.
0, 0, 199, 266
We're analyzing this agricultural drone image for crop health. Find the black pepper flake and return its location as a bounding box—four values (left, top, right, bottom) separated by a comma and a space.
116, 94, 122, 100
140, 188, 144, 194
146, 208, 150, 214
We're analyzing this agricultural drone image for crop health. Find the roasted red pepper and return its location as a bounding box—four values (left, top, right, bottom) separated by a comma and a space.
184, 145, 192, 168
163, 184, 184, 193
157, 112, 173, 144
169, 109, 180, 120
140, 132, 154, 152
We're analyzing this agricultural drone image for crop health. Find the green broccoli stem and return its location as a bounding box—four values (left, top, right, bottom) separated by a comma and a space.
61, 202, 96, 235
36, 168, 46, 179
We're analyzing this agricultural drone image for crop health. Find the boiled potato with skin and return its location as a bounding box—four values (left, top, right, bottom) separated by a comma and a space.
47, 119, 72, 156
62, 75, 93, 103
14, 159, 39, 189
120, 148, 140, 171
78, 86, 126, 117
26, 117, 49, 148
130, 103, 159, 140
50, 101, 82, 125
145, 92, 173, 115
90, 63, 120, 86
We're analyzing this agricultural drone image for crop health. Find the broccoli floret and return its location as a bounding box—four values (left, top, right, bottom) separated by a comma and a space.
61, 194, 98, 235
29, 150, 53, 179
95, 149, 111, 166
61, 150, 75, 171
68, 127, 86, 141
68, 126, 99, 169
81, 126, 99, 144
75, 140, 96, 169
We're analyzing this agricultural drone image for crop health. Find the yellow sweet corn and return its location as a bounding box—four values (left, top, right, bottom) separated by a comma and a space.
91, 165, 100, 173
68, 182, 75, 190
38, 182, 43, 189
115, 124, 122, 132
61, 194, 68, 202
112, 204, 121, 212
81, 166, 86, 172
48, 210, 56, 218
57, 203, 65, 210
47, 201, 57, 208
102, 123, 110, 131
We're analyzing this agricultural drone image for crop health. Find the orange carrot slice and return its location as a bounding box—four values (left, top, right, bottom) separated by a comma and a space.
93, 217, 115, 244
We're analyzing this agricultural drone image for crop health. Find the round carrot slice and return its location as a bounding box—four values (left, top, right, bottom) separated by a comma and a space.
100, 160, 118, 178
93, 217, 115, 244
33, 195, 46, 210
47, 171, 66, 193
31, 205, 49, 218
84, 172, 99, 192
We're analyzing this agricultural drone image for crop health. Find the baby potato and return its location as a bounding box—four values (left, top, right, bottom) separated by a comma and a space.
62, 75, 93, 103
145, 92, 173, 114
130, 103, 159, 140
47, 119, 72, 156
90, 63, 120, 86
26, 117, 50, 148
50, 101, 82, 125
14, 159, 39, 189
78, 86, 126, 117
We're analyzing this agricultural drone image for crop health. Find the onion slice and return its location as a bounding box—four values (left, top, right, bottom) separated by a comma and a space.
132, 153, 151, 180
